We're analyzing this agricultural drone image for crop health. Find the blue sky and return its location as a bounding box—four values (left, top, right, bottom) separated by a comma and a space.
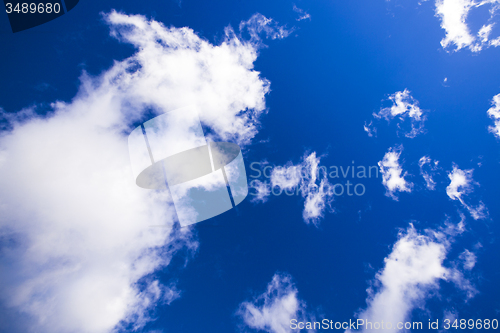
1, 0, 500, 332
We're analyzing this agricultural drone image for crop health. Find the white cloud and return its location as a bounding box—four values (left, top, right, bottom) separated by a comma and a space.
487, 93, 500, 138
378, 146, 412, 200
237, 273, 312, 333
0, 11, 283, 333
446, 266, 478, 299
446, 165, 488, 219
446, 166, 473, 201
349, 222, 476, 332
270, 163, 303, 191
367, 89, 427, 138
293, 4, 311, 21
249, 179, 272, 203
435, 0, 500, 52
363, 121, 377, 137
350, 225, 448, 332
250, 152, 334, 225
105, 11, 291, 146
436, 0, 476, 50
239, 13, 294, 43
459, 249, 477, 270
419, 156, 439, 190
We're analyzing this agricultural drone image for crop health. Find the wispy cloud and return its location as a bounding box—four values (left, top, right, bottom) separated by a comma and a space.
378, 146, 412, 200
250, 179, 272, 203
237, 273, 313, 333
293, 4, 311, 21
366, 89, 427, 138
363, 121, 377, 138
487, 93, 500, 138
435, 0, 500, 52
0, 11, 283, 333
446, 165, 488, 220
419, 156, 439, 190
239, 13, 294, 42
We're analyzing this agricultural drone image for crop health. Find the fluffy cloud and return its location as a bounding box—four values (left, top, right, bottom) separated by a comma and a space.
349, 222, 476, 332
487, 93, 500, 138
378, 146, 412, 199
435, 0, 500, 52
419, 156, 439, 190
446, 165, 488, 220
446, 166, 474, 201
366, 89, 427, 138
237, 273, 312, 333
0, 11, 284, 333
250, 152, 334, 225
105, 11, 284, 146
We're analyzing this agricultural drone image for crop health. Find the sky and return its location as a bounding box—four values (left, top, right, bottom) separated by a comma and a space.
1, 0, 500, 332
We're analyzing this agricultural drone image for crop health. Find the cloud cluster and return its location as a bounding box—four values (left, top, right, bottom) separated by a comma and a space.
378, 146, 412, 200
365, 89, 427, 138
435, 0, 500, 52
251, 152, 334, 225
487, 93, 500, 138
237, 273, 312, 333
0, 11, 284, 333
446, 165, 488, 220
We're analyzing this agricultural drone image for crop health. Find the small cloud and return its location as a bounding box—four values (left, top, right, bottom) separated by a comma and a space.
378, 146, 412, 200
446, 165, 488, 220
363, 121, 377, 137
239, 13, 294, 42
458, 249, 477, 270
236, 273, 313, 333
367, 89, 427, 138
446, 165, 473, 201
293, 4, 311, 21
250, 152, 334, 225
419, 156, 439, 190
487, 93, 500, 139
249, 179, 271, 203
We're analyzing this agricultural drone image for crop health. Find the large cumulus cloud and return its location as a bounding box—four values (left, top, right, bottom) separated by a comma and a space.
0, 11, 285, 333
